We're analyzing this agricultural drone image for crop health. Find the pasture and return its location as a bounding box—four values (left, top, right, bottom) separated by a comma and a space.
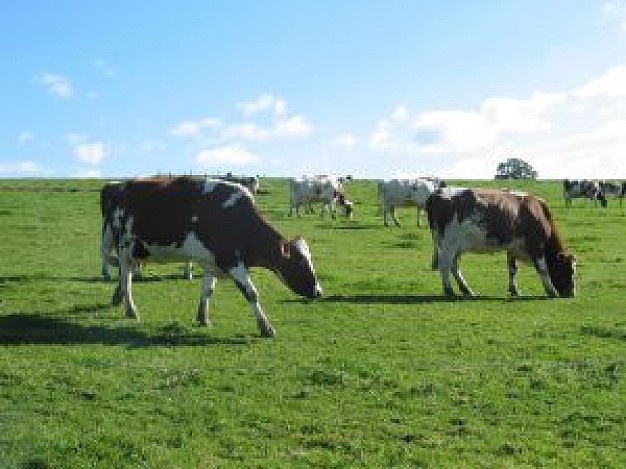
0, 178, 624, 468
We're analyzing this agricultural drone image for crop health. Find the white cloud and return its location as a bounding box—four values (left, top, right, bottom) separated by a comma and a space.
171, 95, 313, 152
603, 0, 626, 31
367, 64, 626, 178
0, 160, 43, 175
574, 65, 626, 98
75, 142, 106, 165
37, 72, 74, 99
237, 93, 288, 117
196, 143, 260, 167
74, 167, 102, 178
67, 134, 107, 165
275, 115, 313, 137
222, 122, 271, 141
332, 133, 357, 149
369, 121, 393, 152
170, 118, 221, 137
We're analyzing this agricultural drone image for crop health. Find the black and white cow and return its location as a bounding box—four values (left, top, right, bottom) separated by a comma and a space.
288, 175, 353, 218
599, 181, 624, 207
108, 176, 322, 337
426, 188, 576, 298
563, 179, 606, 207
100, 180, 194, 280
378, 177, 446, 227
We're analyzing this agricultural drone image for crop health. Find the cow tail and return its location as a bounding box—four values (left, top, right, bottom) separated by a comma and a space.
425, 195, 440, 270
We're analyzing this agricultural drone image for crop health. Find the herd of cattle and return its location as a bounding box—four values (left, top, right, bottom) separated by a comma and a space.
99, 174, 622, 336
563, 179, 626, 207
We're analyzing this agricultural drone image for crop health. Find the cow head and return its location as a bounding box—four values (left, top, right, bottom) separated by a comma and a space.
276, 237, 323, 298
548, 252, 576, 298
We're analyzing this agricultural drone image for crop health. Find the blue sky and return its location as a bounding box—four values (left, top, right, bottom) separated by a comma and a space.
2, 0, 626, 179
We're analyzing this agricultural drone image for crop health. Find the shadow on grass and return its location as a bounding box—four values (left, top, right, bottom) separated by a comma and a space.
317, 293, 554, 304
0, 273, 195, 285
0, 312, 250, 347
314, 222, 378, 230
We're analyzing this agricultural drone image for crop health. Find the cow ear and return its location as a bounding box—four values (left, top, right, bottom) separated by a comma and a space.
281, 241, 291, 259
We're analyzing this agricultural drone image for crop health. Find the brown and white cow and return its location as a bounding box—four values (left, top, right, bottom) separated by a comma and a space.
108, 176, 322, 337
100, 180, 193, 280
426, 188, 576, 298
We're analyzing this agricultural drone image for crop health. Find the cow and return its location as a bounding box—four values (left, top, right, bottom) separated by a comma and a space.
599, 181, 624, 207
108, 176, 322, 337
378, 177, 446, 227
426, 188, 576, 298
288, 175, 353, 219
563, 179, 606, 207
100, 180, 194, 280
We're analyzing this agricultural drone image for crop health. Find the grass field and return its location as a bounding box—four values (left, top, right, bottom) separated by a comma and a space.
0, 177, 624, 468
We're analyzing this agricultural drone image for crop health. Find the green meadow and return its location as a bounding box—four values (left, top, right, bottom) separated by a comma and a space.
0, 178, 624, 468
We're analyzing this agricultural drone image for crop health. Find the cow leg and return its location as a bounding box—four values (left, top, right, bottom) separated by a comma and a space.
111, 281, 122, 306
117, 256, 140, 319
507, 254, 520, 296
437, 252, 456, 297
197, 272, 216, 326
229, 264, 275, 337
101, 223, 114, 280
532, 257, 558, 298
451, 256, 474, 297
430, 231, 440, 270
390, 207, 401, 227
383, 207, 390, 226
416, 207, 422, 227
183, 260, 194, 280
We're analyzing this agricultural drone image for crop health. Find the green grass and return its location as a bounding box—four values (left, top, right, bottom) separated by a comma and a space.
0, 178, 624, 468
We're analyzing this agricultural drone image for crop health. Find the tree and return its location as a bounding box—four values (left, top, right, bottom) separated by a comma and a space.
495, 157, 538, 180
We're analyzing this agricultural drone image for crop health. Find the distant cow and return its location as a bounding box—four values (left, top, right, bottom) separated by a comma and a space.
426, 188, 576, 298
108, 176, 322, 337
288, 175, 353, 218
599, 181, 624, 207
100, 180, 193, 280
378, 177, 446, 227
563, 179, 606, 207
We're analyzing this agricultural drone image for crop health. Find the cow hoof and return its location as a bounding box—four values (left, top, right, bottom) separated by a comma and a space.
259, 324, 276, 338
111, 290, 122, 306
197, 317, 212, 327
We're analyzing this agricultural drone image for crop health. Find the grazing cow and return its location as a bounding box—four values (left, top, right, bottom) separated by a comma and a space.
288, 175, 353, 218
100, 180, 194, 280
426, 188, 576, 298
109, 176, 322, 337
599, 181, 624, 207
378, 177, 446, 227
563, 179, 606, 207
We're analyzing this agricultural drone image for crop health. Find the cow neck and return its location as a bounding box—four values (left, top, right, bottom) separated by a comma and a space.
246, 216, 285, 269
